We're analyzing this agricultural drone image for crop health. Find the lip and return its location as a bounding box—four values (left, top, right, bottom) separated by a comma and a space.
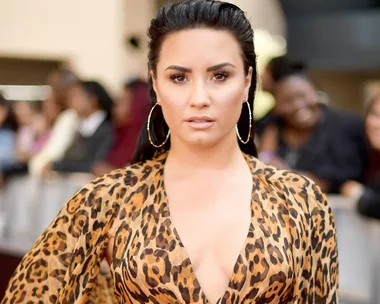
185, 116, 215, 130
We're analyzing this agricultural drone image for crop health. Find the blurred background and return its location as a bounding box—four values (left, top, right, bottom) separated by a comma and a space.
0, 0, 380, 303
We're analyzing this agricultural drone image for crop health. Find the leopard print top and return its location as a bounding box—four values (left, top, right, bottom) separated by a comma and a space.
2, 152, 338, 303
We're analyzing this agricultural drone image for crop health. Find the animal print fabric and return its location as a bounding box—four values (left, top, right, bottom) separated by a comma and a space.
1, 152, 338, 303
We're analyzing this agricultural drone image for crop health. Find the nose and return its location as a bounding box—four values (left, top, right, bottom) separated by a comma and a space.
189, 80, 210, 108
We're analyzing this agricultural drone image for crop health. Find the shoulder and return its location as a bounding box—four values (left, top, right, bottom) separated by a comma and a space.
246, 155, 329, 218
59, 109, 77, 121
73, 154, 165, 208
327, 107, 364, 132
53, 109, 78, 129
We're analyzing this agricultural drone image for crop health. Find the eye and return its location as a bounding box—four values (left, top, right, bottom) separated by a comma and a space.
212, 71, 229, 82
170, 73, 188, 83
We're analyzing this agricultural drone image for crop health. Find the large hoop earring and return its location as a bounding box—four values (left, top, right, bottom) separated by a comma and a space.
147, 103, 171, 148
235, 100, 252, 144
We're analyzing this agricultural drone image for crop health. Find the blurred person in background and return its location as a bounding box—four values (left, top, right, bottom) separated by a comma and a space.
29, 68, 79, 176
341, 94, 380, 219
1, 1, 338, 302
13, 101, 43, 163
255, 55, 293, 137
46, 80, 114, 173
0, 93, 63, 185
0, 92, 18, 170
258, 62, 368, 193
92, 79, 149, 176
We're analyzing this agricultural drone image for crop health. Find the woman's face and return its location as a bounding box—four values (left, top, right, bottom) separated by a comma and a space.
14, 101, 34, 126
0, 104, 8, 127
113, 88, 133, 127
68, 85, 92, 118
366, 98, 380, 151
261, 65, 273, 93
273, 76, 320, 129
43, 93, 62, 126
152, 28, 252, 148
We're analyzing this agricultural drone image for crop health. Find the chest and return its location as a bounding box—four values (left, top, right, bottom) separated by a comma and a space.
109, 175, 296, 303
164, 176, 252, 269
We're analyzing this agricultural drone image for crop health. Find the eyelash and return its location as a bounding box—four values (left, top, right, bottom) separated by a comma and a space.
170, 70, 230, 83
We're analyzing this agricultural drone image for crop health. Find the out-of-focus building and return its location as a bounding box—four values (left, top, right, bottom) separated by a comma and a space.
0, 0, 286, 100
280, 0, 380, 113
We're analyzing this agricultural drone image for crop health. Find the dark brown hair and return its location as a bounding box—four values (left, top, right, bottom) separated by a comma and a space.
131, 0, 257, 163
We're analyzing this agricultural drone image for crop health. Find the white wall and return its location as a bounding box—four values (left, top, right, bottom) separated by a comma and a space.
124, 0, 156, 82
224, 0, 286, 37
0, 0, 284, 95
0, 0, 129, 93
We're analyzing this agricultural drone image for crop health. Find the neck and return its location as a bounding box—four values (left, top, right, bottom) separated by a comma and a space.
167, 131, 246, 172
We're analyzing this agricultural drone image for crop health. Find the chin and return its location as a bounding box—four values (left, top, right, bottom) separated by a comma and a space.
183, 134, 220, 147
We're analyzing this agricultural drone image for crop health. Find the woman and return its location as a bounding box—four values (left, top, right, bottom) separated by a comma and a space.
0, 93, 18, 170
2, 1, 338, 303
48, 80, 114, 173
341, 94, 380, 219
0, 93, 63, 183
258, 63, 368, 193
29, 68, 79, 176
92, 79, 149, 176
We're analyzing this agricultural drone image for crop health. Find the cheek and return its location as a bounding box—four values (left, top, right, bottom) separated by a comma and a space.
212, 79, 246, 109
158, 90, 186, 127
215, 90, 244, 121
367, 116, 380, 132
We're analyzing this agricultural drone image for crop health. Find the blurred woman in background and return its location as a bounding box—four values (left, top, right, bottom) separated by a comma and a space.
0, 93, 18, 170
29, 68, 79, 176
48, 80, 114, 173
258, 62, 368, 193
0, 93, 63, 184
92, 79, 149, 176
341, 94, 380, 219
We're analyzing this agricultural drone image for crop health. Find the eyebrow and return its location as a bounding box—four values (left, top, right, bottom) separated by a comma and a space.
164, 62, 236, 72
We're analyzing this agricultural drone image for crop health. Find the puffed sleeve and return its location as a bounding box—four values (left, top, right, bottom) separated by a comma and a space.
1, 180, 118, 303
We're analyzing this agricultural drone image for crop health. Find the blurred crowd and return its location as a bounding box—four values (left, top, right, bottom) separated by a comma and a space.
0, 58, 379, 220
255, 56, 380, 220
0, 69, 149, 184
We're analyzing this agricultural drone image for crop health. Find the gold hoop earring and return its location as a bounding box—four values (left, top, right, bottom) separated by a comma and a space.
147, 103, 171, 148
235, 100, 252, 144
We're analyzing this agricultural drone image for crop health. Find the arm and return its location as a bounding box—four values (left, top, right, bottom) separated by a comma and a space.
290, 180, 338, 303
297, 171, 331, 193
308, 184, 338, 302
1, 181, 116, 303
29, 110, 78, 176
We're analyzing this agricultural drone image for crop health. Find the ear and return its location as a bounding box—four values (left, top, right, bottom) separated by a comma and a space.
150, 70, 160, 104
244, 66, 253, 101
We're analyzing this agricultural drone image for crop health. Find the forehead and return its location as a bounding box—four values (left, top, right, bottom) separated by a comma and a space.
157, 28, 243, 68
370, 99, 380, 112
275, 76, 314, 95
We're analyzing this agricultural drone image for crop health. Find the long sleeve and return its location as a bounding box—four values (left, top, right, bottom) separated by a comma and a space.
29, 109, 78, 176
308, 184, 339, 303
286, 177, 338, 303
1, 179, 117, 303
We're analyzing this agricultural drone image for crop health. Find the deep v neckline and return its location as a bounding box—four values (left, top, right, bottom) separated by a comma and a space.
160, 152, 256, 304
